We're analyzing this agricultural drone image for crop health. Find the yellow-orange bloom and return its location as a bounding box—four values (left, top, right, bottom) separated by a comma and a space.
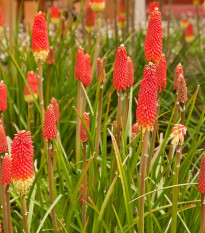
170, 124, 186, 145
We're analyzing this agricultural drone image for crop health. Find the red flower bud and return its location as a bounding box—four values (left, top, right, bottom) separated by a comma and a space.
127, 56, 134, 87
43, 104, 57, 140
85, 0, 96, 33
0, 6, 3, 26
174, 63, 184, 91
0, 125, 7, 154
51, 6, 60, 24
185, 23, 194, 43
1, 154, 12, 186
24, 71, 38, 103
113, 45, 128, 92
32, 12, 49, 62
96, 58, 106, 83
177, 75, 187, 104
156, 53, 166, 92
51, 98, 60, 123
0, 81, 7, 112
118, 14, 126, 28
144, 8, 163, 64
0, 220, 2, 232
136, 63, 157, 132
80, 112, 90, 142
75, 47, 86, 83
199, 154, 205, 194
11, 130, 34, 195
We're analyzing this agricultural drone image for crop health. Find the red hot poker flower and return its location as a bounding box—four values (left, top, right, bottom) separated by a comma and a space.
119, 0, 126, 17
43, 104, 57, 140
84, 54, 92, 87
199, 154, 205, 194
149, 1, 159, 16
174, 63, 184, 91
51, 6, 60, 24
113, 45, 128, 92
24, 71, 38, 103
80, 112, 90, 142
177, 75, 187, 104
96, 58, 106, 83
144, 8, 163, 64
127, 56, 134, 87
118, 14, 126, 28
185, 23, 194, 43
156, 53, 167, 92
0, 125, 7, 154
51, 98, 60, 123
85, 0, 96, 33
91, 0, 105, 13
0, 81, 7, 112
136, 63, 157, 132
32, 12, 49, 62
0, 6, 3, 26
1, 154, 12, 186
75, 47, 86, 83
11, 130, 34, 196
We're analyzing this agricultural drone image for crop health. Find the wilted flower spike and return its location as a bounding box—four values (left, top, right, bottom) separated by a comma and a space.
170, 124, 186, 145
127, 57, 134, 87
185, 23, 194, 43
85, 0, 96, 33
43, 104, 57, 140
0, 125, 7, 154
198, 154, 205, 194
11, 130, 34, 196
32, 12, 49, 62
177, 75, 187, 104
80, 112, 90, 142
136, 63, 157, 132
1, 154, 12, 186
156, 53, 166, 92
113, 45, 128, 92
144, 8, 163, 64
174, 63, 184, 91
51, 6, 60, 24
75, 47, 86, 83
91, 0, 105, 13
0, 81, 7, 112
46, 47, 55, 65
24, 71, 38, 103
51, 98, 60, 123
96, 58, 106, 83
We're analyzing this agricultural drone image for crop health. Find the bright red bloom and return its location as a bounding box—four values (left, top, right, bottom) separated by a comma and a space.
144, 8, 163, 64
0, 125, 7, 154
0, 81, 7, 112
24, 72, 38, 103
91, 0, 105, 13
51, 6, 60, 19
79, 184, 89, 205
136, 63, 157, 131
174, 63, 184, 90
177, 75, 187, 104
199, 154, 205, 193
43, 104, 57, 140
156, 53, 166, 92
11, 130, 34, 195
149, 1, 159, 16
80, 112, 90, 142
118, 14, 126, 28
127, 56, 134, 87
119, 0, 126, 16
61, 16, 66, 35
84, 54, 92, 87
75, 47, 86, 83
96, 58, 106, 83
113, 45, 128, 92
51, 98, 60, 123
46, 47, 55, 65
185, 23, 194, 43
85, 0, 96, 32
32, 12, 49, 61
1, 154, 12, 186
0, 6, 3, 26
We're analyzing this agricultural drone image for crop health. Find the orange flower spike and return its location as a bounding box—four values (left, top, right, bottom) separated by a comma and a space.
0, 125, 7, 154
43, 104, 57, 140
144, 7, 163, 64
80, 112, 90, 142
11, 130, 34, 196
177, 75, 187, 104
132, 123, 138, 139
96, 58, 106, 83
185, 23, 194, 43
32, 12, 49, 62
156, 53, 167, 92
51, 6, 60, 24
127, 56, 134, 87
46, 47, 55, 65
113, 45, 128, 92
75, 47, 86, 83
51, 98, 60, 123
1, 154, 12, 186
0, 81, 7, 112
174, 63, 184, 91
136, 63, 157, 132
85, 0, 96, 33
24, 71, 38, 103
119, 0, 126, 17
181, 19, 189, 29
149, 1, 159, 16
199, 154, 205, 194
84, 54, 92, 87
170, 124, 186, 145
91, 0, 105, 13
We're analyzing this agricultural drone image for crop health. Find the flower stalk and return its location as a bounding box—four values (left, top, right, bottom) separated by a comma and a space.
82, 141, 87, 226
6, 185, 12, 233
200, 193, 205, 233
38, 61, 44, 124
22, 195, 28, 233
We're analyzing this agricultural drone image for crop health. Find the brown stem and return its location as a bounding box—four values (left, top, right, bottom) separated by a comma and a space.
116, 91, 122, 147
2, 185, 8, 232
82, 142, 87, 226
114, 0, 118, 46
200, 193, 205, 233
126, 0, 130, 38
6, 185, 13, 233
38, 61, 44, 125
123, 89, 129, 132
22, 195, 28, 233
46, 65, 52, 107
139, 131, 149, 233
173, 96, 179, 123
180, 103, 185, 125
95, 87, 103, 156
131, 0, 135, 58
47, 140, 58, 233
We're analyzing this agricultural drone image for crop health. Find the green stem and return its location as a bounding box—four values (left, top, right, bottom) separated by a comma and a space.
22, 195, 28, 233
46, 65, 52, 107
82, 142, 87, 226
38, 61, 44, 125
6, 185, 13, 233
123, 89, 129, 133
139, 131, 149, 233
116, 91, 122, 147
88, 32, 92, 54
180, 103, 185, 125
200, 193, 205, 233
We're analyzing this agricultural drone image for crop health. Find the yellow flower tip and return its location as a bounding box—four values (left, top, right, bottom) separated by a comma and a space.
185, 35, 194, 43
139, 124, 152, 134
33, 50, 49, 63
51, 18, 59, 24
170, 124, 187, 145
24, 94, 38, 104
13, 176, 34, 196
91, 2, 105, 13
86, 26, 94, 33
